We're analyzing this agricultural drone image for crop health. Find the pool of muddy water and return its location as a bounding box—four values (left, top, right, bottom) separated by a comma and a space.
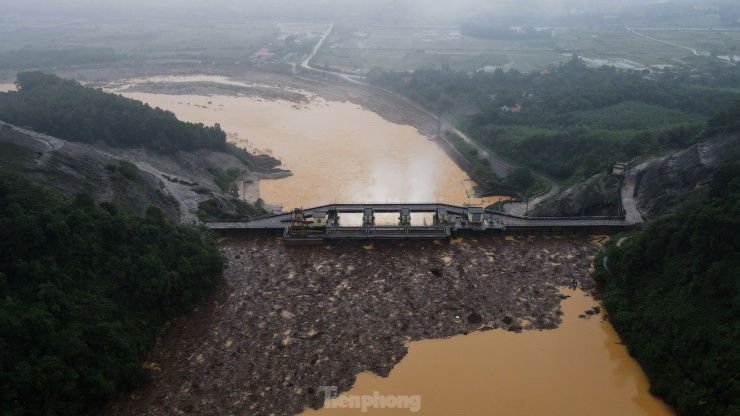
302, 289, 674, 416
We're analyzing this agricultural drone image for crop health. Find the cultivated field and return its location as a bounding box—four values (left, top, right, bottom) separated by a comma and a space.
0, 18, 279, 60
312, 25, 740, 73
313, 25, 560, 73
0, 13, 737, 74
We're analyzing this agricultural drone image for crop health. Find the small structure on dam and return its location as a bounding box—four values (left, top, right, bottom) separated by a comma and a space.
208, 203, 639, 244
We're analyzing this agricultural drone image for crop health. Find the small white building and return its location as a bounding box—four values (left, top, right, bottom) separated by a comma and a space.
612, 162, 627, 176
312, 210, 327, 227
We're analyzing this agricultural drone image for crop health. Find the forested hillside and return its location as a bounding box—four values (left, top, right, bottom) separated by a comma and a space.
0, 72, 227, 153
369, 57, 738, 184
0, 173, 224, 415
595, 163, 740, 416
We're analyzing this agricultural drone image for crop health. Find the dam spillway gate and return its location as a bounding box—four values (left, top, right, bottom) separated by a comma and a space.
207, 203, 639, 245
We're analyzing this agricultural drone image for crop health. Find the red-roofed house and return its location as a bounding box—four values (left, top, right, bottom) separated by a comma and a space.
252, 48, 274, 60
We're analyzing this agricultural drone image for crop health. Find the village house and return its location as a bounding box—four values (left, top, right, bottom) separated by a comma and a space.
251, 48, 275, 61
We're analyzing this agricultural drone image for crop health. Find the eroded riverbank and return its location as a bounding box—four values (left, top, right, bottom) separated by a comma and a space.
101, 236, 672, 416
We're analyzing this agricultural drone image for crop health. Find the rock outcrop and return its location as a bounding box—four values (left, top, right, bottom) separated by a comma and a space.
531, 172, 621, 217
0, 120, 267, 223
636, 135, 740, 220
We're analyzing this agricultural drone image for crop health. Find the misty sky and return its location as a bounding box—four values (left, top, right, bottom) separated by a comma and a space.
2, 0, 715, 23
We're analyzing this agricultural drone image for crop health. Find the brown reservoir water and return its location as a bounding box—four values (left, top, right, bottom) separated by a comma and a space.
115, 79, 504, 209
301, 289, 675, 416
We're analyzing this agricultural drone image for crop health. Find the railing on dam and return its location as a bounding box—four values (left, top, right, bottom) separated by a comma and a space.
324, 225, 451, 239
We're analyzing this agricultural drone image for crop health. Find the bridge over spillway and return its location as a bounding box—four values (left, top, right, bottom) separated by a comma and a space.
207, 203, 639, 244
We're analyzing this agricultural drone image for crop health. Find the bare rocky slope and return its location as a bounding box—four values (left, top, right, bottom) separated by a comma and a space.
636, 134, 740, 220
0, 120, 267, 223
531, 135, 740, 219
531, 172, 621, 217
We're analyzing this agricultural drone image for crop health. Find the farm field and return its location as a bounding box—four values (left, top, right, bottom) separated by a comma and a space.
313, 25, 561, 72
632, 29, 740, 59
313, 25, 740, 73
0, 18, 279, 60
0, 14, 737, 74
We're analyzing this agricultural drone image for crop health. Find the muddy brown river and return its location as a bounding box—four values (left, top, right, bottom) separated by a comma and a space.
114, 77, 504, 210
301, 289, 674, 416
109, 77, 673, 415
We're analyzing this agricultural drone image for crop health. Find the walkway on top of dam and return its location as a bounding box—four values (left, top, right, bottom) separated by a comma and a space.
208, 203, 639, 241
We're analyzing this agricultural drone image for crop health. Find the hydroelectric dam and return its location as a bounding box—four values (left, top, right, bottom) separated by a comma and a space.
207, 203, 639, 245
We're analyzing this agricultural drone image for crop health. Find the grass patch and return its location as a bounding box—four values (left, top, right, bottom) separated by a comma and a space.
207, 166, 244, 192
560, 101, 702, 131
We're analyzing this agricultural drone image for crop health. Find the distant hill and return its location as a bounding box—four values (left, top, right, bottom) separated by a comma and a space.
0, 71, 283, 223
0, 72, 227, 153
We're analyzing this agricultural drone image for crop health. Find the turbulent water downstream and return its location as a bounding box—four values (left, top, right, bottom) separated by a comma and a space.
107, 76, 673, 415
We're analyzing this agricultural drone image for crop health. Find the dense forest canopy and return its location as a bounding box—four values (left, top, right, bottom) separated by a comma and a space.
0, 72, 228, 153
369, 57, 739, 184
706, 96, 740, 137
595, 163, 740, 416
0, 173, 224, 415
583, 101, 740, 416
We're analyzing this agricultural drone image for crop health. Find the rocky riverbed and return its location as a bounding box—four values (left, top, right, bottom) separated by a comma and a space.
104, 236, 603, 416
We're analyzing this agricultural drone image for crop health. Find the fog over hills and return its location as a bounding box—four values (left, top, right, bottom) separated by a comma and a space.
3, 0, 735, 24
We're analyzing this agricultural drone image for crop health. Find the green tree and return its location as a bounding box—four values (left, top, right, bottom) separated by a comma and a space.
0, 172, 224, 415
